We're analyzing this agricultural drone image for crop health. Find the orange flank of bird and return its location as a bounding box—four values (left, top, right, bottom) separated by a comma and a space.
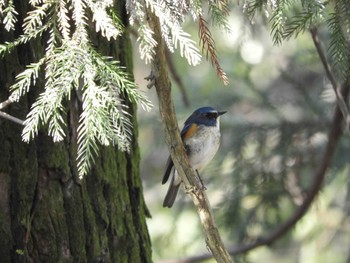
183, 124, 198, 139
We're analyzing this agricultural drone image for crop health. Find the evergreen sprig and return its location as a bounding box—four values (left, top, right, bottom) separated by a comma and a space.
10, 57, 46, 100
0, 22, 51, 57
208, 0, 231, 31
57, 0, 71, 40
137, 24, 157, 64
328, 0, 350, 80
269, 0, 287, 45
1, 0, 18, 31
145, 0, 202, 66
243, 0, 268, 21
86, 0, 122, 40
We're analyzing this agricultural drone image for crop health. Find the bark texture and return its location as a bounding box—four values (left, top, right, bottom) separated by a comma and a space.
0, 1, 152, 262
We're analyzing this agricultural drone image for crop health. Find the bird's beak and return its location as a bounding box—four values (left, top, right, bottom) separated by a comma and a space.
218, 111, 227, 116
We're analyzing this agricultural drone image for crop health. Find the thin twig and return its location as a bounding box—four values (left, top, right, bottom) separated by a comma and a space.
0, 111, 24, 125
147, 8, 233, 263
0, 97, 24, 125
165, 49, 190, 107
310, 27, 350, 132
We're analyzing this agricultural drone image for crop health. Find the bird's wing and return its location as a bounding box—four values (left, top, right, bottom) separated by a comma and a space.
162, 123, 198, 184
162, 156, 174, 184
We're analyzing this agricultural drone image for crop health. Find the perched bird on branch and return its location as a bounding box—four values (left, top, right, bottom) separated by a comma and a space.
162, 106, 226, 208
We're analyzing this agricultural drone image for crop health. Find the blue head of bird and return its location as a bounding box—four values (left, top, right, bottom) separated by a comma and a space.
185, 106, 227, 127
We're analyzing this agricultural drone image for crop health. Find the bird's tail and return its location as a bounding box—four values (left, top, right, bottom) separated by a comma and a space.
163, 183, 180, 208
163, 173, 181, 208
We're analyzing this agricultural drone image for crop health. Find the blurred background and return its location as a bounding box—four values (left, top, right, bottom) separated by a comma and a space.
132, 7, 350, 263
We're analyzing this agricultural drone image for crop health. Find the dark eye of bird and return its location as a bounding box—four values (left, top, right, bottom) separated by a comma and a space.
205, 112, 217, 119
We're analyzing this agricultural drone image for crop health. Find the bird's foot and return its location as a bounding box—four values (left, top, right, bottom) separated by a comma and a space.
195, 169, 207, 191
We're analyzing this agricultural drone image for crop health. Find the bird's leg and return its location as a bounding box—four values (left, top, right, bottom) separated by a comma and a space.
196, 169, 207, 191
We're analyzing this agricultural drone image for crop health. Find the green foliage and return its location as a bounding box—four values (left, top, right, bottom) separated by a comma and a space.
208, 0, 231, 31
327, 1, 350, 79
243, 0, 349, 82
0, 0, 18, 31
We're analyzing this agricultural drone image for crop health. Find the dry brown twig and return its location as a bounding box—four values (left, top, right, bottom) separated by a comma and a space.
198, 15, 229, 86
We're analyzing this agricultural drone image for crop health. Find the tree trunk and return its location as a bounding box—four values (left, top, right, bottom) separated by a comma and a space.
0, 1, 152, 262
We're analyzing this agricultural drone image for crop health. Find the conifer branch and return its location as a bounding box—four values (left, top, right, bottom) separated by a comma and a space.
57, 0, 71, 40
0, 0, 18, 31
208, 0, 231, 31
0, 23, 51, 57
199, 15, 229, 85
86, 0, 123, 40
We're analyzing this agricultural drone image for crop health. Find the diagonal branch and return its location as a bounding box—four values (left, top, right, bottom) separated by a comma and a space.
146, 8, 233, 263
310, 27, 350, 132
0, 111, 24, 125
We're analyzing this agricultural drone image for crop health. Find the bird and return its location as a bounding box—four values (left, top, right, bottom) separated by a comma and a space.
162, 106, 226, 208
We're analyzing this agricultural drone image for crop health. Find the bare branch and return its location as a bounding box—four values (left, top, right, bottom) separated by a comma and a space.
0, 97, 24, 125
310, 27, 350, 132
0, 98, 15, 110
147, 8, 233, 263
0, 111, 24, 125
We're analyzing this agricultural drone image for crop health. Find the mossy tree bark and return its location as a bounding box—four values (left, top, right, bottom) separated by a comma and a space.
0, 1, 152, 262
